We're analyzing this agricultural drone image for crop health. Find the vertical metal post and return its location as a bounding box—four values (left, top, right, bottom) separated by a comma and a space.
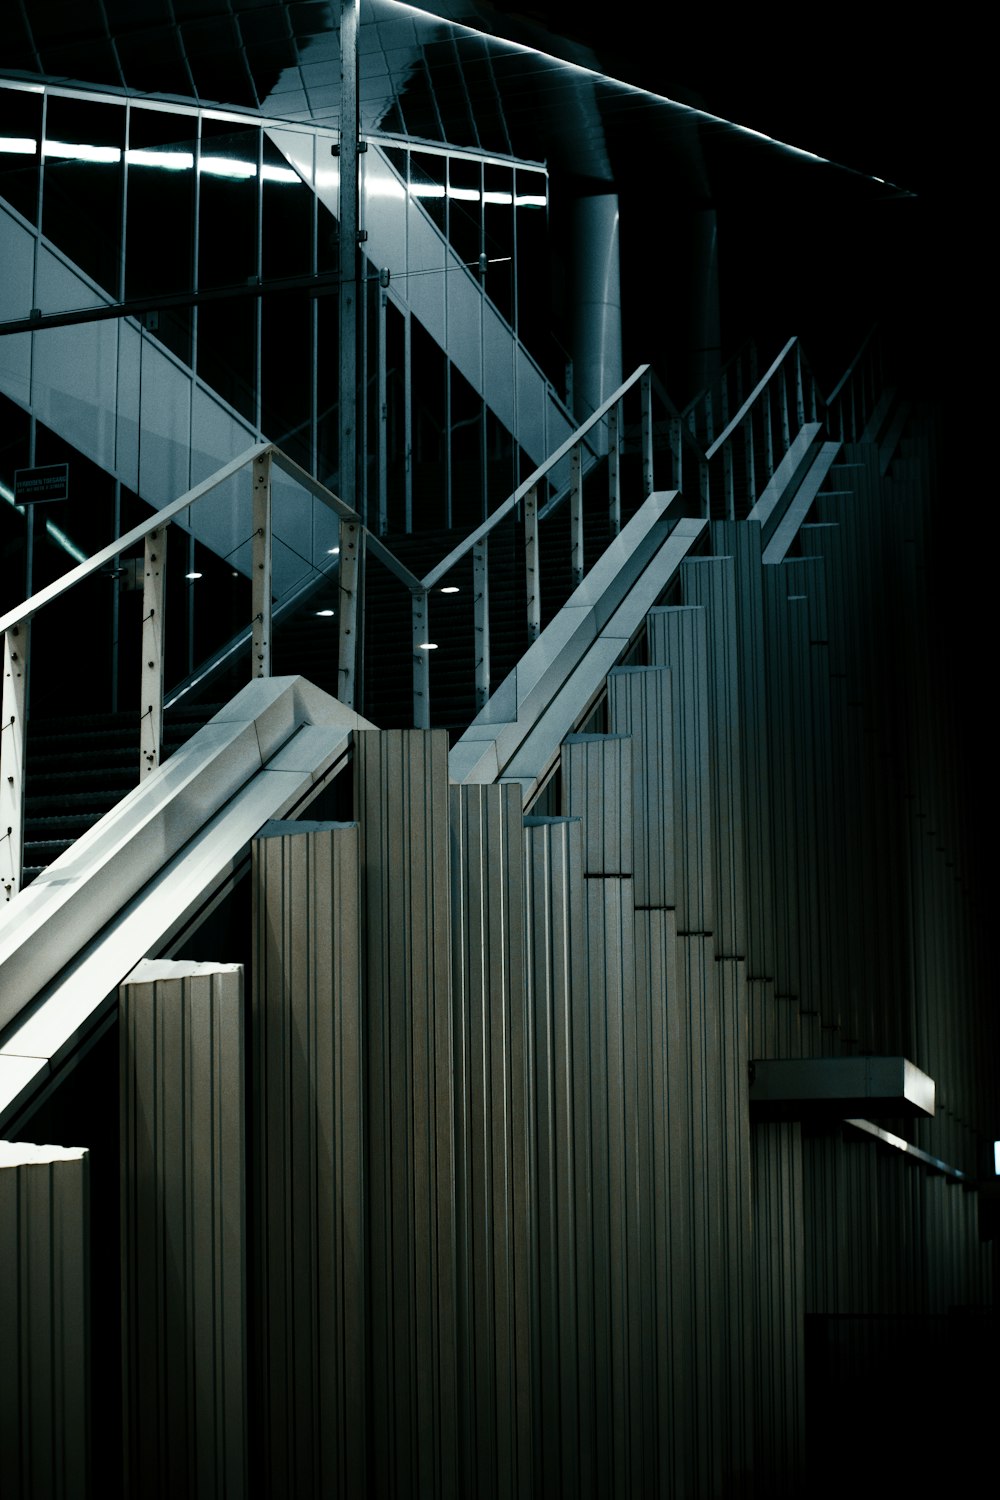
723, 438, 735, 521
779, 365, 791, 451
378, 291, 388, 535
525, 482, 540, 642
743, 413, 756, 511
140, 525, 166, 779
763, 386, 774, 480
608, 400, 621, 537
641, 371, 654, 497
338, 518, 363, 709
570, 444, 584, 588
669, 414, 682, 498
1, 622, 29, 901
252, 450, 272, 679
704, 389, 714, 446
794, 342, 805, 429
412, 587, 430, 728
473, 538, 490, 710
339, 0, 361, 515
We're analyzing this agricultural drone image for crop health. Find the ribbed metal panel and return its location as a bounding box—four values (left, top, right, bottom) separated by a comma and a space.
523, 815, 589, 1500
711, 519, 775, 985
762, 579, 811, 1015
606, 667, 674, 908
751, 1122, 804, 1498
560, 733, 632, 877
680, 554, 748, 959
582, 874, 643, 1497
716, 957, 754, 1483
0, 1142, 89, 1500
646, 606, 714, 936
353, 729, 458, 1498
632, 910, 679, 1495
251, 821, 365, 1497
450, 785, 533, 1500
120, 961, 247, 1500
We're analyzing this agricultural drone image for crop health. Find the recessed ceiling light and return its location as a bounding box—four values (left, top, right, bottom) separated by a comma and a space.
418, 642, 438, 650
316, 608, 335, 617
185, 571, 202, 579
327, 546, 340, 555
440, 585, 459, 594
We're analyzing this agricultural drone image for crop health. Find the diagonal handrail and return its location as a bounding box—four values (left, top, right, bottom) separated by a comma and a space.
419, 364, 651, 592
0, 443, 268, 637
0, 331, 888, 902
705, 337, 797, 460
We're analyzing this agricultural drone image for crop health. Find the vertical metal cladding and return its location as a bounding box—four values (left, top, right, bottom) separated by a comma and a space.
450, 784, 533, 1500
646, 605, 714, 936
354, 729, 458, 1499
710, 519, 775, 983
251, 821, 365, 1497
606, 666, 674, 908
680, 554, 748, 959
119, 961, 247, 1500
0, 1142, 90, 1500
559, 732, 645, 1494
560, 732, 633, 877
522, 815, 590, 1500
751, 1123, 805, 1498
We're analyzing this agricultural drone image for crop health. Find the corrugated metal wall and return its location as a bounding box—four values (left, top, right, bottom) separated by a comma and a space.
13, 408, 990, 1498
119, 961, 247, 1500
0, 1142, 90, 1500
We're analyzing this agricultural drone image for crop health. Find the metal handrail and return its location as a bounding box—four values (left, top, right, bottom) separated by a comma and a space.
825, 325, 878, 407
0, 332, 888, 901
705, 337, 797, 460
420, 363, 651, 592
0, 445, 265, 638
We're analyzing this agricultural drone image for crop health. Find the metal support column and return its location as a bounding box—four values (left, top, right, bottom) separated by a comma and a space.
251, 450, 272, 678
338, 0, 361, 518
1, 622, 28, 901
140, 525, 166, 779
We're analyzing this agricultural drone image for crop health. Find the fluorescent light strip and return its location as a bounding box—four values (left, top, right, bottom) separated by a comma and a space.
22, 139, 299, 183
